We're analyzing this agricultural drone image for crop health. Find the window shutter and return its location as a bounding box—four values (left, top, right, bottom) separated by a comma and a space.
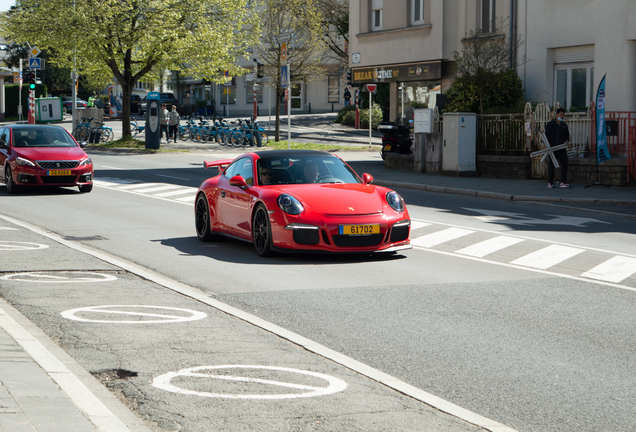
372, 0, 383, 10
554, 45, 594, 64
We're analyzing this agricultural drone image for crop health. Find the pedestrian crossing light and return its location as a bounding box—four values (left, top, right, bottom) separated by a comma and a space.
29, 83, 35, 89
346, 69, 353, 86
256, 62, 264, 78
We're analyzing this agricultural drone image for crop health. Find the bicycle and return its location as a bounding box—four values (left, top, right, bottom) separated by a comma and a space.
72, 117, 93, 142
92, 121, 114, 142
131, 119, 145, 137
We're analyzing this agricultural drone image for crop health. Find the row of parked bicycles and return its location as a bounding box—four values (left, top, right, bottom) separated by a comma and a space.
176, 115, 269, 147
72, 117, 114, 143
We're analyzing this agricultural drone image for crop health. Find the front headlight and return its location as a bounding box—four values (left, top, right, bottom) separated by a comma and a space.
386, 191, 405, 212
78, 157, 92, 167
277, 194, 304, 215
16, 157, 35, 167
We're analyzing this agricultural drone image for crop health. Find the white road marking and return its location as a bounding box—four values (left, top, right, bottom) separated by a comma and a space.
0, 212, 525, 432
462, 208, 612, 227
1, 272, 117, 283
0, 303, 133, 432
410, 227, 475, 248
409, 221, 431, 230
174, 195, 196, 203
582, 256, 636, 283
0, 241, 49, 251
153, 365, 347, 399
61, 305, 207, 323
511, 244, 585, 269
0, 227, 18, 231
128, 185, 185, 194
154, 188, 198, 197
456, 236, 525, 258
115, 182, 163, 190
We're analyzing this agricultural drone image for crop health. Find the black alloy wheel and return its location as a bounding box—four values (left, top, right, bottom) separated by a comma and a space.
195, 194, 217, 242
252, 204, 274, 257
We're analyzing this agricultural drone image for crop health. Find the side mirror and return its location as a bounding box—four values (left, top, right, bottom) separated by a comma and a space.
362, 173, 374, 184
79, 141, 88, 148
229, 175, 248, 189
0, 141, 6, 149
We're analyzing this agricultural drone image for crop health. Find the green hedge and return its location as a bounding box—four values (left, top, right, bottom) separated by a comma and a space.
4, 84, 49, 118
341, 102, 382, 130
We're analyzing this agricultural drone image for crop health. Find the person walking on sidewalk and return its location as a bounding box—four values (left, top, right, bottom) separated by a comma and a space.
545, 108, 570, 188
343, 87, 351, 107
160, 104, 169, 143
168, 105, 180, 143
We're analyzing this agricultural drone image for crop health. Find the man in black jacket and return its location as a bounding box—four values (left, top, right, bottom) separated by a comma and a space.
545, 108, 570, 188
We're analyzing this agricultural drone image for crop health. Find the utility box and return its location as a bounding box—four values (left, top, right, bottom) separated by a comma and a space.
145, 91, 161, 149
413, 108, 433, 133
35, 98, 63, 122
442, 113, 477, 173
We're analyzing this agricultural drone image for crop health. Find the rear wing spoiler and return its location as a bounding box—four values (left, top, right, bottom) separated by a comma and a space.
203, 159, 233, 175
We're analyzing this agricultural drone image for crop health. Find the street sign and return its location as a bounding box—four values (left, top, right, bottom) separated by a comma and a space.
281, 64, 289, 89
366, 84, 377, 93
29, 46, 41, 57
13, 72, 19, 82
281, 42, 287, 66
29, 58, 41, 69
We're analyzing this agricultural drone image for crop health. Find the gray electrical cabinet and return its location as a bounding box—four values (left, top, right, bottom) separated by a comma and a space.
442, 113, 477, 173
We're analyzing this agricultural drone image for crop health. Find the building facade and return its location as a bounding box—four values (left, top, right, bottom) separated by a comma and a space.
349, 0, 636, 119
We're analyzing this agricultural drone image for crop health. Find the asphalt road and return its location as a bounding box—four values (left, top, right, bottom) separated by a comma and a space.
1, 150, 636, 432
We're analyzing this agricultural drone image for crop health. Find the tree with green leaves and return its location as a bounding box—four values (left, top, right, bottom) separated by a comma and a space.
1, 0, 259, 137
315, 0, 349, 67
446, 22, 525, 114
253, 0, 325, 142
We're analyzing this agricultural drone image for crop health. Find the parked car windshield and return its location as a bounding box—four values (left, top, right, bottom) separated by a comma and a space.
12, 126, 77, 148
256, 153, 361, 185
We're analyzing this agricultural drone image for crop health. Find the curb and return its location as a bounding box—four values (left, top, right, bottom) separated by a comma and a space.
374, 180, 636, 206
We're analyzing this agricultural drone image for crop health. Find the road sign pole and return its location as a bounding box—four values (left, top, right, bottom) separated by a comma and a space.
369, 91, 372, 148
18, 59, 22, 122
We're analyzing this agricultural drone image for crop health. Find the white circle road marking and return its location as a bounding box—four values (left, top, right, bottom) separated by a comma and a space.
61, 305, 207, 323
0, 241, 49, 250
1, 271, 118, 283
153, 365, 347, 399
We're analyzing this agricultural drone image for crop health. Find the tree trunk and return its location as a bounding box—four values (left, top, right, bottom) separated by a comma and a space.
121, 82, 133, 138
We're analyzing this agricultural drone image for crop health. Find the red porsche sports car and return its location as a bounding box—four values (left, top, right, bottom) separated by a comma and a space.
195, 150, 412, 256
0, 124, 93, 194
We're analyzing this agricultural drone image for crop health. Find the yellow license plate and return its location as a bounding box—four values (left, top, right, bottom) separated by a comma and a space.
339, 224, 380, 235
47, 170, 71, 176
383, 145, 391, 151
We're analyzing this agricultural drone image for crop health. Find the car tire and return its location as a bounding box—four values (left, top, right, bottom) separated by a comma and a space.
78, 184, 93, 193
4, 166, 19, 194
195, 193, 222, 242
252, 204, 275, 257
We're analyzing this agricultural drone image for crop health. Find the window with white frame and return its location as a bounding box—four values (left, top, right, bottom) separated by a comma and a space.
480, 0, 496, 33
554, 63, 594, 111
411, 0, 424, 25
371, 0, 383, 31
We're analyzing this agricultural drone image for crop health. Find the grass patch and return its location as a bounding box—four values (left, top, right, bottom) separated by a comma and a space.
266, 140, 372, 152
86, 136, 183, 152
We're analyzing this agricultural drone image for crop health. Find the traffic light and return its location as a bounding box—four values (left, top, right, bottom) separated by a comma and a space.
346, 69, 353, 86
26, 71, 36, 84
256, 62, 264, 78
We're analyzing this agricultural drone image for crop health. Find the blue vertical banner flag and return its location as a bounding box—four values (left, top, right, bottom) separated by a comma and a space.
595, 74, 611, 164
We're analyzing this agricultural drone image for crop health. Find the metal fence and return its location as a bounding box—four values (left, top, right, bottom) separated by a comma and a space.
476, 114, 527, 155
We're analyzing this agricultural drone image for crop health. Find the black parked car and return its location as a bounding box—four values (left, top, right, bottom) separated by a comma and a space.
159, 92, 178, 108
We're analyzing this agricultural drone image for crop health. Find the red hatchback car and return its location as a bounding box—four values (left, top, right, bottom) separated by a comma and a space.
195, 150, 412, 256
0, 124, 93, 194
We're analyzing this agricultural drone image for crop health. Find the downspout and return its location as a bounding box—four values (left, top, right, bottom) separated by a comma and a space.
508, 0, 515, 69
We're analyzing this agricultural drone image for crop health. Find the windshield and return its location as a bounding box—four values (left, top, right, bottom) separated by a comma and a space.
257, 154, 361, 186
12, 127, 77, 148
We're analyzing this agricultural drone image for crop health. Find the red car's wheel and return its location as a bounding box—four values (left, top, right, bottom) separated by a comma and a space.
195, 193, 222, 242
5, 166, 19, 194
252, 204, 275, 257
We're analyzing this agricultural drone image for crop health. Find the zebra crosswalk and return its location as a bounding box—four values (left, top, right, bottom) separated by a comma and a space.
409, 219, 636, 286
93, 178, 198, 204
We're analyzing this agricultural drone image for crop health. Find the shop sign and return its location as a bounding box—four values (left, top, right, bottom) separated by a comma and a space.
352, 61, 441, 84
